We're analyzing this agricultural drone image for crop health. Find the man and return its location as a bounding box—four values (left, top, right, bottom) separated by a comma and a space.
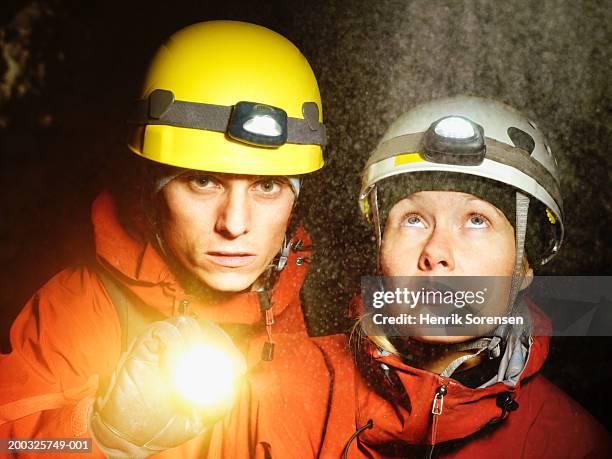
0, 21, 342, 458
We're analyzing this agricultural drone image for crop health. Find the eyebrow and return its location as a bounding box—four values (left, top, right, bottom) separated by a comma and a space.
464, 196, 505, 217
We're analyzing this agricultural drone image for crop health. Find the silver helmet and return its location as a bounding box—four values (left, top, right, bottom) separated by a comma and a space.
360, 96, 564, 351
360, 95, 563, 267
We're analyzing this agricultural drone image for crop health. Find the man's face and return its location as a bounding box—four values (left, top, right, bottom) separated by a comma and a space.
160, 172, 295, 292
380, 191, 516, 343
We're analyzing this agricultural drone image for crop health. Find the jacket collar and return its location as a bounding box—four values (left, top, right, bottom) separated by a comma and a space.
353, 296, 551, 447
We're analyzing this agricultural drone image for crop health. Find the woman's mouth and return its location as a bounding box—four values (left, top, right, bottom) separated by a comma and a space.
205, 252, 257, 268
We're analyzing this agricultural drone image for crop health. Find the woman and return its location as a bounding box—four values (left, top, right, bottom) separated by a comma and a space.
335, 96, 611, 458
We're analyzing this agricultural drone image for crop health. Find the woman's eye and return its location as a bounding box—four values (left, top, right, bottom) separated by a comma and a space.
465, 214, 490, 228
401, 214, 426, 228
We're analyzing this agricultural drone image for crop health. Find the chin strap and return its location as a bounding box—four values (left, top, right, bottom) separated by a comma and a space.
371, 186, 383, 268
509, 192, 530, 312
495, 191, 531, 342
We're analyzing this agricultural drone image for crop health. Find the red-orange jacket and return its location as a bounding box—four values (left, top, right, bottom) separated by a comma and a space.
0, 192, 352, 458
315, 299, 612, 458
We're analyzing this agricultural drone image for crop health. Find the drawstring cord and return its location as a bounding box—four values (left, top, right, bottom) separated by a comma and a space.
342, 419, 373, 459
491, 392, 519, 424
257, 287, 275, 361
258, 237, 311, 361
256, 242, 282, 362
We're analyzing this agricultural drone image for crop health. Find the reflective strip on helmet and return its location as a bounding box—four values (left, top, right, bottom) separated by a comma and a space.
394, 152, 423, 165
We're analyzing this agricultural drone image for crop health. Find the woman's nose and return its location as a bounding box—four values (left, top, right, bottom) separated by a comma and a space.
418, 227, 455, 272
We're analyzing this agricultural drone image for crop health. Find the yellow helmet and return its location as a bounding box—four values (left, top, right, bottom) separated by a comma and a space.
128, 21, 326, 175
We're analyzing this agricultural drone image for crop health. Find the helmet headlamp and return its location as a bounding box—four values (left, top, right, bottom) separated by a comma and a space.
423, 115, 486, 166
228, 102, 288, 146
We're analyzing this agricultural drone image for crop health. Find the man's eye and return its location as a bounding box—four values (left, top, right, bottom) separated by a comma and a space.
465, 214, 489, 228
256, 180, 280, 193
190, 175, 217, 189
401, 214, 426, 228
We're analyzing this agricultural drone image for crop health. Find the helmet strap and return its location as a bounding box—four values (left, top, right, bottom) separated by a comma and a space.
496, 192, 531, 341
509, 192, 530, 313
370, 186, 385, 272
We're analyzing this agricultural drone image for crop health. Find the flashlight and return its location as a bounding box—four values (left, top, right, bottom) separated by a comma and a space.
162, 316, 247, 409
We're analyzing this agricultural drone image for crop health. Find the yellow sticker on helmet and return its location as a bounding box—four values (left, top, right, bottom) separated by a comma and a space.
394, 152, 423, 166
546, 208, 557, 224
363, 197, 371, 223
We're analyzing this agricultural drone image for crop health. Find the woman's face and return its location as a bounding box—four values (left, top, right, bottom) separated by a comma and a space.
380, 191, 517, 343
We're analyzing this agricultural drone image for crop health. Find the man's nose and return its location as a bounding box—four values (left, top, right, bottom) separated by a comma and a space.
418, 227, 455, 272
215, 188, 250, 238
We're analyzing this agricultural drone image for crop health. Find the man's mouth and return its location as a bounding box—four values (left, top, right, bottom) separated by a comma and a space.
205, 251, 257, 268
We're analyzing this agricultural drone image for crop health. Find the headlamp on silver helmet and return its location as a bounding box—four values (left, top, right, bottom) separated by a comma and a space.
423, 115, 486, 166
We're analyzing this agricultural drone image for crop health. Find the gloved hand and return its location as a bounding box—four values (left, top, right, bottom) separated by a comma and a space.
89, 315, 246, 458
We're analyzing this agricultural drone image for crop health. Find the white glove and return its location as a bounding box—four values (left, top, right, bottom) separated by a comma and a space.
90, 315, 246, 458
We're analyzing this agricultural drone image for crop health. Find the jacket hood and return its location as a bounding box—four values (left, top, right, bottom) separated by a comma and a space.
91, 191, 311, 332
352, 295, 551, 449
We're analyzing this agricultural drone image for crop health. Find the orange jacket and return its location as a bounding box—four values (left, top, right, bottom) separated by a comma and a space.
315, 299, 611, 458
0, 192, 353, 458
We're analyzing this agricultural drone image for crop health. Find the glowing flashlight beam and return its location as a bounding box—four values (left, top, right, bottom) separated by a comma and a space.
170, 344, 243, 407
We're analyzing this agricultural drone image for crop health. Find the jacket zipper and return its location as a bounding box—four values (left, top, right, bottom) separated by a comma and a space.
426, 383, 447, 459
